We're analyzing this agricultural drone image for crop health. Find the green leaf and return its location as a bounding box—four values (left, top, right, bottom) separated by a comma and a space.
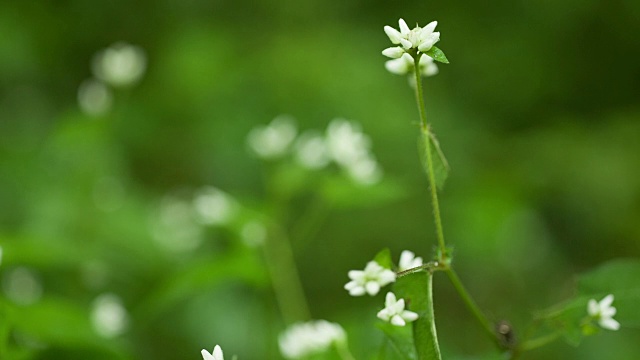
423, 47, 449, 64
418, 129, 450, 191
374, 248, 394, 270
393, 271, 442, 360
378, 322, 418, 360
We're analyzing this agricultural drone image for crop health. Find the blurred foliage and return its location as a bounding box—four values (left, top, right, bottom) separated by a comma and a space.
1, 0, 639, 359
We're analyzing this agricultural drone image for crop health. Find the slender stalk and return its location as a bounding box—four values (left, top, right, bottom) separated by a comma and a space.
262, 225, 311, 324
445, 269, 498, 344
412, 54, 498, 347
336, 342, 356, 360
413, 55, 446, 256
518, 331, 562, 352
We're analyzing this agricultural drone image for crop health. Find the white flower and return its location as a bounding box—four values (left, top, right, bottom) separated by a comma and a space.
92, 42, 147, 87
385, 53, 438, 77
344, 261, 396, 296
77, 78, 113, 116
588, 294, 620, 331
383, 18, 440, 59
90, 293, 129, 338
398, 250, 423, 272
325, 119, 371, 167
345, 155, 382, 185
193, 186, 237, 226
295, 131, 330, 169
201, 345, 224, 360
377, 292, 419, 327
247, 115, 297, 159
279, 320, 346, 359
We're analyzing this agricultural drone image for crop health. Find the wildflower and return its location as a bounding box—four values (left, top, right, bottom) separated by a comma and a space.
382, 19, 440, 59
201, 345, 224, 360
385, 53, 438, 77
92, 42, 147, 87
344, 261, 396, 296
77, 78, 113, 116
587, 294, 620, 331
295, 131, 330, 169
377, 292, 419, 327
279, 320, 346, 359
247, 115, 297, 159
193, 186, 237, 226
91, 293, 129, 338
398, 250, 423, 272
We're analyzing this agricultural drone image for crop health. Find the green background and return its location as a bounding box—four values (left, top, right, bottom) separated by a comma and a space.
1, 0, 639, 359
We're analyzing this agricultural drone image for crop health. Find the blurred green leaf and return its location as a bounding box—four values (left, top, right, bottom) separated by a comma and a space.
378, 322, 417, 360
419, 130, 449, 191
321, 176, 406, 209
394, 271, 441, 360
422, 47, 449, 64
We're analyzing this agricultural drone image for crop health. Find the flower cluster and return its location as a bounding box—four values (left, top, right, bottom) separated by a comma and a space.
382, 19, 440, 59
344, 261, 396, 296
247, 116, 383, 185
377, 292, 419, 327
587, 294, 620, 331
279, 320, 346, 359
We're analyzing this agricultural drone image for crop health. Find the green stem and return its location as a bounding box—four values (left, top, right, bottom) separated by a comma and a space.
336, 342, 356, 360
445, 269, 498, 345
518, 331, 563, 352
262, 225, 311, 324
413, 54, 446, 256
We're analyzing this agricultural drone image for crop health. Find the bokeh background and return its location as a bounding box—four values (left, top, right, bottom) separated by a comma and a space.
1, 0, 639, 359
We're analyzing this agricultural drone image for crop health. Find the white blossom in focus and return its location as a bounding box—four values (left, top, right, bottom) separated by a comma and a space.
77, 78, 113, 116
193, 186, 237, 226
588, 294, 620, 331
398, 250, 423, 272
344, 261, 396, 296
295, 131, 330, 169
92, 42, 147, 87
382, 18, 440, 59
247, 115, 298, 159
279, 320, 346, 359
377, 292, 419, 327
385, 53, 438, 77
201, 345, 224, 360
91, 293, 129, 338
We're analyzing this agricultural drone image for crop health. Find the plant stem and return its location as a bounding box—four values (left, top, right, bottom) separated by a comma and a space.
518, 331, 563, 352
413, 55, 446, 256
445, 269, 498, 344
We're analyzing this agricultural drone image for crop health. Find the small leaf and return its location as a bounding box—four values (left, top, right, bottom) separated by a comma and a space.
423, 47, 449, 64
378, 322, 418, 360
394, 271, 442, 360
374, 248, 394, 270
577, 258, 640, 294
418, 129, 450, 190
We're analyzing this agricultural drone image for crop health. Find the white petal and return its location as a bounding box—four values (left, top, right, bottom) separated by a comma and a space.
364, 261, 382, 274
365, 281, 381, 296
348, 286, 366, 296
378, 269, 397, 286
385, 292, 397, 307
401, 310, 419, 322
201, 349, 214, 360
600, 294, 614, 308
422, 21, 438, 35
588, 299, 599, 316
382, 47, 405, 59
601, 306, 617, 317
391, 315, 406, 327
385, 58, 410, 75
213, 345, 224, 360
398, 19, 410, 35
399, 38, 413, 49
393, 298, 406, 313
377, 309, 391, 321
348, 270, 365, 281
384, 26, 403, 44
600, 317, 620, 331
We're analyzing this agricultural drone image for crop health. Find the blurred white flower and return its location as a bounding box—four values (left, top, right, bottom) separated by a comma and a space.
2, 267, 42, 305
91, 293, 129, 338
92, 42, 147, 87
193, 186, 237, 226
385, 53, 438, 77
77, 78, 113, 116
201, 345, 224, 360
382, 18, 440, 59
377, 292, 419, 326
398, 250, 423, 272
588, 294, 620, 331
295, 131, 330, 169
247, 115, 297, 159
326, 119, 370, 167
151, 196, 203, 252
279, 320, 346, 359
344, 261, 396, 296
345, 155, 382, 185
241, 221, 267, 247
